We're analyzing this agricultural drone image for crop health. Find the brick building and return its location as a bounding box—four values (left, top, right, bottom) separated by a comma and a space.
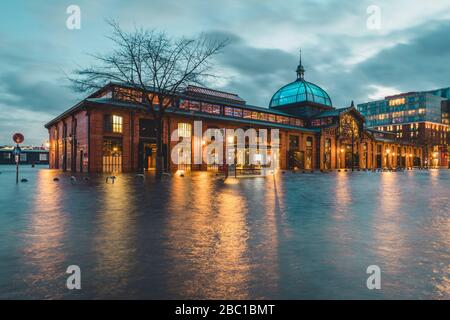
45, 62, 423, 173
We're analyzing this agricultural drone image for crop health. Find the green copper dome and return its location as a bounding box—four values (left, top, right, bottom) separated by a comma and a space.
269, 79, 332, 108
269, 51, 332, 108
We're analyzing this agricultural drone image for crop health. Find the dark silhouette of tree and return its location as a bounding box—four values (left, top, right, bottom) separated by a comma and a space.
70, 20, 228, 178
339, 102, 360, 171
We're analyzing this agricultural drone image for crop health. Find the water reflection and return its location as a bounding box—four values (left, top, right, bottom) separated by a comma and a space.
333, 173, 352, 220
166, 173, 250, 299
23, 170, 67, 299
0, 167, 449, 299
425, 172, 450, 299
92, 177, 138, 297
373, 173, 408, 273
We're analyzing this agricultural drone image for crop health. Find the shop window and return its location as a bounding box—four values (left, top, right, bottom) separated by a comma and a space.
102, 139, 123, 172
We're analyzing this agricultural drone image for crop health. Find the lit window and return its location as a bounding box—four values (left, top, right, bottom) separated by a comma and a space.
112, 115, 123, 133
178, 123, 192, 138
388, 98, 405, 106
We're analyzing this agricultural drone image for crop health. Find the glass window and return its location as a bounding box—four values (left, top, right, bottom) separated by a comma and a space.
112, 115, 123, 133
39, 153, 48, 161
201, 103, 221, 114
233, 108, 243, 117
224, 107, 234, 117
178, 123, 192, 138
114, 87, 142, 102
103, 138, 123, 173
20, 153, 27, 162
276, 116, 289, 124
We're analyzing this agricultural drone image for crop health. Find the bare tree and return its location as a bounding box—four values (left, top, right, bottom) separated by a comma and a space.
70, 20, 228, 178
338, 102, 361, 171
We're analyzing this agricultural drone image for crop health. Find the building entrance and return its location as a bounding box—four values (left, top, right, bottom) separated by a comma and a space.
143, 143, 157, 171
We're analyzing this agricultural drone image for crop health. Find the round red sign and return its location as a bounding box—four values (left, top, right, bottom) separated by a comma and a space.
12, 133, 24, 144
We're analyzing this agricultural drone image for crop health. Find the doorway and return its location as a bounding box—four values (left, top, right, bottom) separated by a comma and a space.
143, 143, 157, 171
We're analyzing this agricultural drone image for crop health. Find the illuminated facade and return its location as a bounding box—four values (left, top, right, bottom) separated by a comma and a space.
357, 88, 450, 168
45, 61, 423, 173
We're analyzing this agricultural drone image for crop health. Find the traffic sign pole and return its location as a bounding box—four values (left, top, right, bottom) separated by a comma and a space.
16, 144, 19, 184
12, 133, 24, 184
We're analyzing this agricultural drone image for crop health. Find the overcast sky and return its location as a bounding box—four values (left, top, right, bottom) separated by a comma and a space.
1, 0, 450, 145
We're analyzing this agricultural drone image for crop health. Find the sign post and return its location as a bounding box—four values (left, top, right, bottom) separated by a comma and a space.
12, 133, 24, 184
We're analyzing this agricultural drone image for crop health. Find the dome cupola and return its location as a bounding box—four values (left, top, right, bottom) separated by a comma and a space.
269, 50, 332, 109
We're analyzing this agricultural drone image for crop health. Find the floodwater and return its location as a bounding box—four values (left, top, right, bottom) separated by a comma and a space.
0, 165, 449, 299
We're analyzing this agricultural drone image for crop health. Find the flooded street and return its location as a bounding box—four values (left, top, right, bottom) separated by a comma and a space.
0, 166, 449, 299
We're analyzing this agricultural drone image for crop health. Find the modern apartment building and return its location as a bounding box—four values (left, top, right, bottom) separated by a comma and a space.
357, 88, 450, 168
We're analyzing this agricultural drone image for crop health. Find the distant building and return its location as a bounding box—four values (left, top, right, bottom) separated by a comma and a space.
357, 88, 450, 168
0, 147, 49, 165
442, 100, 449, 125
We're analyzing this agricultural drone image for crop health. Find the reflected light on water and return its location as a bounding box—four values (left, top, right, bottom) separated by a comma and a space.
333, 173, 352, 220
425, 171, 450, 298
93, 176, 137, 297
23, 170, 67, 298
2, 167, 449, 299
373, 172, 408, 275
166, 173, 250, 299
